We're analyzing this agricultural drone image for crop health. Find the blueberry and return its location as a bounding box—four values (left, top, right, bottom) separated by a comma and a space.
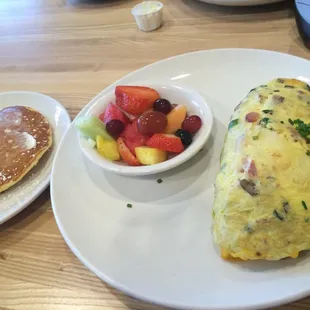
175, 129, 192, 146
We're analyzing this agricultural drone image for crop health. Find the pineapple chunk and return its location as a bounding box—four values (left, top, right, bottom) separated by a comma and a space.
135, 146, 167, 165
96, 135, 120, 161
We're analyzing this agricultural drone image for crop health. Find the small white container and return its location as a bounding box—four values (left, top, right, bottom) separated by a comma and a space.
131, 1, 164, 32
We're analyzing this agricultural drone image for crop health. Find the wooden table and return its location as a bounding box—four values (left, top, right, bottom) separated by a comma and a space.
0, 0, 309, 309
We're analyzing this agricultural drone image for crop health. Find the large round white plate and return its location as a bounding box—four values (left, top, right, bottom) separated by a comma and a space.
0, 92, 71, 224
197, 0, 283, 6
51, 49, 310, 310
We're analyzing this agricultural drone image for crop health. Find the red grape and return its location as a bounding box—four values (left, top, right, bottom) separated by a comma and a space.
106, 119, 125, 138
182, 115, 202, 134
153, 99, 172, 115
137, 111, 167, 135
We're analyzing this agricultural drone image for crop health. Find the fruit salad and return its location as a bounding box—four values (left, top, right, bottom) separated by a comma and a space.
76, 86, 203, 166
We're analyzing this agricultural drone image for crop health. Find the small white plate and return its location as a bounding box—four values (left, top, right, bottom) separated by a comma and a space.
51, 49, 310, 310
198, 0, 283, 6
0, 91, 70, 224
79, 84, 213, 176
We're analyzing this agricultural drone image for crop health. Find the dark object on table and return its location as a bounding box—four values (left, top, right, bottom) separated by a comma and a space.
295, 1, 310, 50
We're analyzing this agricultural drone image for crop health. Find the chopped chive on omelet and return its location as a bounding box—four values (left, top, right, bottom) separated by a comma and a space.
273, 210, 284, 221
262, 109, 273, 115
259, 117, 270, 127
293, 119, 310, 139
302, 201, 308, 210
228, 119, 239, 130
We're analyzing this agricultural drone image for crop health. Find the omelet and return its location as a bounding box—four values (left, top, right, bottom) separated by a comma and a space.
213, 78, 310, 261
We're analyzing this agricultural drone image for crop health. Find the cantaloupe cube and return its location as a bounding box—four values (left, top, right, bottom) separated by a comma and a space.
165, 105, 187, 134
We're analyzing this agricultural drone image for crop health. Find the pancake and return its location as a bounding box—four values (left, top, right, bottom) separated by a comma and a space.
213, 78, 310, 261
0, 106, 52, 193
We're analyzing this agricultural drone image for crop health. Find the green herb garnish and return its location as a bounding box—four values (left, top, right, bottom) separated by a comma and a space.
291, 119, 310, 142
280, 121, 284, 124
262, 109, 273, 115
288, 118, 294, 125
273, 210, 284, 221
284, 85, 295, 89
127, 203, 132, 208
306, 84, 310, 92
259, 117, 270, 128
157, 179, 163, 184
306, 151, 310, 156
277, 78, 285, 83
305, 218, 310, 223
228, 119, 239, 130
252, 135, 259, 140
273, 90, 280, 93
302, 200, 308, 210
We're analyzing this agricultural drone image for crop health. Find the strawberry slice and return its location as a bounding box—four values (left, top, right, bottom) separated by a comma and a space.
99, 103, 130, 125
117, 138, 141, 166
121, 120, 148, 155
115, 86, 160, 115
146, 134, 184, 153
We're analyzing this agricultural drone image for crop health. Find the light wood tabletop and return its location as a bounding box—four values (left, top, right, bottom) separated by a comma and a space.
0, 0, 310, 309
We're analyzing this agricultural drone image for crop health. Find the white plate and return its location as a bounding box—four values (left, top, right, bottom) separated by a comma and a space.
51, 49, 310, 310
197, 0, 283, 6
0, 92, 71, 224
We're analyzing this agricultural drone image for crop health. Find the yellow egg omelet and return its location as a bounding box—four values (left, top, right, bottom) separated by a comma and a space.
213, 78, 310, 261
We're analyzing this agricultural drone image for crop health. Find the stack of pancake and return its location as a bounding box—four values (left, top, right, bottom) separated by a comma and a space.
0, 106, 53, 193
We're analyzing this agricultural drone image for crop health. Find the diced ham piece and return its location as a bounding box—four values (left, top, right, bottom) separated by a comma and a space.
241, 158, 258, 177
248, 160, 258, 177
245, 112, 260, 123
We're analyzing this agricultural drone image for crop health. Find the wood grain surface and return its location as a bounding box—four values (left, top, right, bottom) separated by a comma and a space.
0, 0, 309, 309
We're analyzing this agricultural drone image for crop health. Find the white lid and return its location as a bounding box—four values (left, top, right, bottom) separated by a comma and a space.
131, 1, 163, 16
